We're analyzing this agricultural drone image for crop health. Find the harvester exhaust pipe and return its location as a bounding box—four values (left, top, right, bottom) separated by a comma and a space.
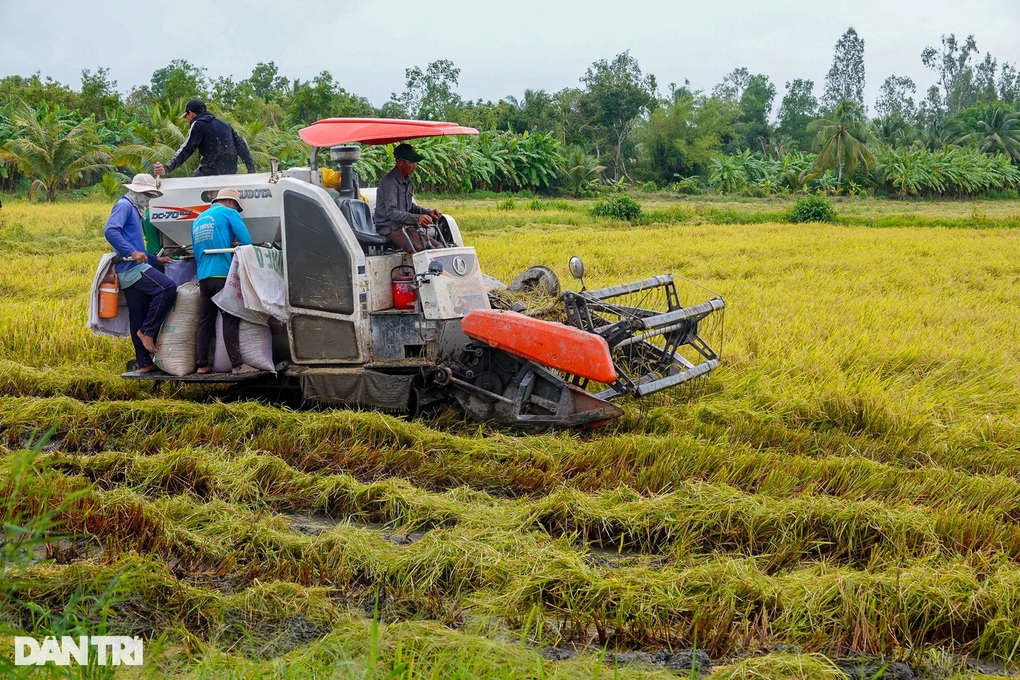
329, 145, 362, 199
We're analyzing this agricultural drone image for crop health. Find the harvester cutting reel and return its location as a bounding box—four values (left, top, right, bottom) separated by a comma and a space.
561, 273, 725, 400
563, 273, 722, 401
442, 259, 725, 428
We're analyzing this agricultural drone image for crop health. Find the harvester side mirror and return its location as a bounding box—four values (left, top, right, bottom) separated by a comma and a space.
417, 260, 444, 286
568, 256, 586, 291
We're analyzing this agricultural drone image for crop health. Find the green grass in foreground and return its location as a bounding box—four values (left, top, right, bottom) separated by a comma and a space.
2, 196, 1020, 678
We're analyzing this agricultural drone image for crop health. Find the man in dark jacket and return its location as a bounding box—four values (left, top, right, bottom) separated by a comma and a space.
154, 99, 256, 177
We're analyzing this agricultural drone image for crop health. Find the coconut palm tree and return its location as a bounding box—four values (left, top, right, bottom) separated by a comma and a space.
956, 104, 1020, 161
234, 119, 308, 170
914, 118, 952, 151
560, 146, 605, 197
0, 103, 15, 189
871, 115, 919, 148
808, 99, 875, 186
0, 103, 111, 201
112, 101, 195, 176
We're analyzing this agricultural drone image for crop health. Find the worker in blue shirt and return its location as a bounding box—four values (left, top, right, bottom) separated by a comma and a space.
104, 173, 177, 372
191, 187, 255, 375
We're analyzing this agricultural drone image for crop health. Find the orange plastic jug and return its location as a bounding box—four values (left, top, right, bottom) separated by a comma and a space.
98, 269, 120, 319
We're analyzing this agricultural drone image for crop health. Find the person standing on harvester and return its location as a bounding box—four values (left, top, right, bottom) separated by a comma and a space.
103, 174, 177, 372
191, 188, 257, 375
154, 99, 255, 177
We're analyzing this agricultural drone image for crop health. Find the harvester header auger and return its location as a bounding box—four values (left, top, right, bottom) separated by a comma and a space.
92, 117, 724, 429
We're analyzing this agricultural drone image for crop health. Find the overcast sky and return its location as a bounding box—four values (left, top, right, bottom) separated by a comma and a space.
2, 0, 1019, 112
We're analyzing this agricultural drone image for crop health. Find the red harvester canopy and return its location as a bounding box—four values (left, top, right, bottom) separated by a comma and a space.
298, 118, 479, 148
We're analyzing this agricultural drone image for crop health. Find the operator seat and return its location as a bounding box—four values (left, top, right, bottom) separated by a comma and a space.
336, 198, 390, 252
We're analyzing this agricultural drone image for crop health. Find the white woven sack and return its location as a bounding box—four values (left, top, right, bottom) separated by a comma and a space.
154, 281, 201, 376
235, 246, 287, 322
212, 258, 270, 325
87, 254, 130, 337
212, 314, 276, 374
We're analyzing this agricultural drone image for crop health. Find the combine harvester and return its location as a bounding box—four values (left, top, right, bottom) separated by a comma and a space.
97, 118, 725, 428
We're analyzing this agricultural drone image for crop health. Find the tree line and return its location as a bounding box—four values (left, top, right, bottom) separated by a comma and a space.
3, 28, 1020, 200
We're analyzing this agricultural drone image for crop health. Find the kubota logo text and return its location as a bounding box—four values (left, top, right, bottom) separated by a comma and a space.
200, 188, 272, 202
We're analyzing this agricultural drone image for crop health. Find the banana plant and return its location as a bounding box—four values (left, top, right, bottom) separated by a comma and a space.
707, 153, 747, 193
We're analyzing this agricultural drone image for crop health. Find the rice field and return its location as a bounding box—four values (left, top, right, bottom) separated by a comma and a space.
2, 195, 1020, 678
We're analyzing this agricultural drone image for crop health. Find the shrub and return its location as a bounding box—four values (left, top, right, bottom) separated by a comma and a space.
590, 195, 643, 221
639, 181, 659, 193
496, 198, 515, 211
789, 195, 836, 223
669, 177, 703, 196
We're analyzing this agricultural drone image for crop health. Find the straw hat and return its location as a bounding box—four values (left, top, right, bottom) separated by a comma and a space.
211, 187, 243, 212
123, 173, 162, 197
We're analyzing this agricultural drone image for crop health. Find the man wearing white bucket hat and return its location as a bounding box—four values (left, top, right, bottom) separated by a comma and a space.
191, 187, 256, 375
103, 173, 177, 372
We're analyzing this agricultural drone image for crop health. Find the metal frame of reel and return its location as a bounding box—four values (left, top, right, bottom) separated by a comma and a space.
561, 275, 725, 400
